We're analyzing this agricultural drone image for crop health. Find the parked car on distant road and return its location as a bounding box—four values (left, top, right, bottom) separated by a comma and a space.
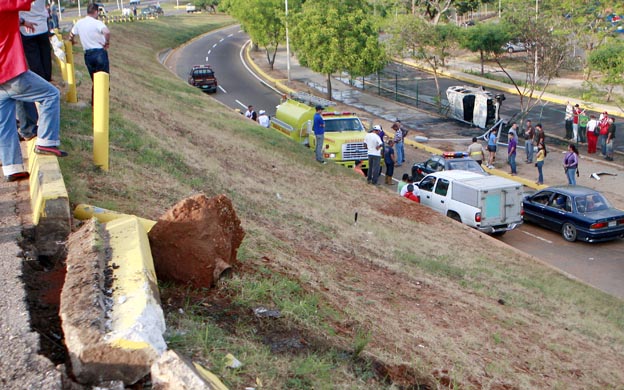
411, 152, 486, 181
522, 186, 624, 242
141, 5, 164, 16
502, 41, 528, 53
129, 0, 140, 5
185, 3, 197, 12
188, 65, 218, 93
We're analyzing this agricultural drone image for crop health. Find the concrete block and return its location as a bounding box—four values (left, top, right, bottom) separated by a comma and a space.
61, 218, 166, 385
151, 350, 229, 390
25, 140, 71, 257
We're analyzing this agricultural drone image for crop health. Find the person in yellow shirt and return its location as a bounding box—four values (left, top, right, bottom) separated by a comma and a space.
535, 143, 547, 185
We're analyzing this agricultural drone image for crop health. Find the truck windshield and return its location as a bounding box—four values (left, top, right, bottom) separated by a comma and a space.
324, 118, 364, 132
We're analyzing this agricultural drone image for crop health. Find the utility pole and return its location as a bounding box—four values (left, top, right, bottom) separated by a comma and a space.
534, 0, 539, 81
285, 0, 291, 82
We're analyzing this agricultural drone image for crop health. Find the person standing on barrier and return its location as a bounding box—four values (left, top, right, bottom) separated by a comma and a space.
313, 105, 325, 164
1, 0, 68, 182
16, 0, 52, 141
69, 3, 110, 102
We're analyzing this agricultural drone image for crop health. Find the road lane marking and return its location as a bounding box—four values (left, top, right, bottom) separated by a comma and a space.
219, 38, 224, 42
219, 85, 227, 93
212, 43, 218, 48
227, 34, 233, 37
521, 230, 552, 243
235, 99, 247, 108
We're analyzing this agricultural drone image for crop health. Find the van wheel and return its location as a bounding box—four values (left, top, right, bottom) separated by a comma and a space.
561, 222, 577, 242
447, 211, 461, 223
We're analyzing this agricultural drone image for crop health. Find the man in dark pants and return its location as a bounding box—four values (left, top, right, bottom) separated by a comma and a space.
17, 0, 52, 140
69, 3, 110, 102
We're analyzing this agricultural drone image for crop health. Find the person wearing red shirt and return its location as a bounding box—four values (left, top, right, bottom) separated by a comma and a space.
0, 0, 68, 182
403, 184, 420, 203
572, 104, 581, 142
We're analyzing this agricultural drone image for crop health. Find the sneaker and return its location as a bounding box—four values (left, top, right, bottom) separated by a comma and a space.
5, 171, 30, 182
34, 145, 68, 157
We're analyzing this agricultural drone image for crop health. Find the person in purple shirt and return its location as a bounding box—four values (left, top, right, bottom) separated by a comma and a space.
508, 128, 517, 176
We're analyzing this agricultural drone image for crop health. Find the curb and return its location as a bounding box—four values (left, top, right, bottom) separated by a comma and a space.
26, 140, 71, 257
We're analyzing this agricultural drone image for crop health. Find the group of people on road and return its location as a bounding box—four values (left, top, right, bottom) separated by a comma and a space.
565, 102, 616, 161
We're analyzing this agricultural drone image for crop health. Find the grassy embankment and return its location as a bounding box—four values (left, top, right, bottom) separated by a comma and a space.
58, 14, 624, 389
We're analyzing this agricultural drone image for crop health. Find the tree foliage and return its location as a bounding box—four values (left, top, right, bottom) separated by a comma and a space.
460, 22, 512, 74
225, 0, 302, 69
386, 15, 459, 107
291, 0, 386, 99
588, 40, 624, 102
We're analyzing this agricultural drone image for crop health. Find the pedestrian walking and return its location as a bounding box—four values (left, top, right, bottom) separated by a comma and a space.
508, 128, 517, 176
563, 144, 579, 185
523, 119, 535, 163
535, 142, 547, 185
487, 129, 497, 168
586, 114, 598, 154
312, 105, 325, 164
365, 125, 383, 185
69, 3, 111, 102
384, 139, 396, 185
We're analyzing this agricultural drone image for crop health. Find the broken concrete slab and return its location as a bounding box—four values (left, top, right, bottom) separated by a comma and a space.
151, 350, 228, 390
61, 218, 166, 385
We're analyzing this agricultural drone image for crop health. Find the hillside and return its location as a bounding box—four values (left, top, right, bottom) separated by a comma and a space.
58, 14, 624, 389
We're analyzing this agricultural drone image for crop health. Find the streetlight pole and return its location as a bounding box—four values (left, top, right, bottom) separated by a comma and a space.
285, 0, 291, 82
534, 0, 539, 80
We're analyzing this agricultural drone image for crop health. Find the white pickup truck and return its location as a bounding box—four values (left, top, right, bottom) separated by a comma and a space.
417, 170, 523, 235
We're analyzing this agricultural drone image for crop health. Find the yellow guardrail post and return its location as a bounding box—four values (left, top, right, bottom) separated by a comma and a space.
93, 72, 110, 171
64, 40, 77, 103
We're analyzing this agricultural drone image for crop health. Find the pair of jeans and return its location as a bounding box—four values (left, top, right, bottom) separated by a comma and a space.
395, 140, 404, 164
598, 134, 607, 156
84, 49, 110, 80
566, 167, 577, 185
525, 140, 534, 162
367, 155, 381, 184
536, 161, 544, 184
315, 134, 324, 162
0, 71, 61, 176
508, 153, 516, 174
16, 100, 38, 139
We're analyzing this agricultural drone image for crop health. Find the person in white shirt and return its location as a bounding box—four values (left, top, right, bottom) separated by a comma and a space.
364, 125, 383, 185
257, 110, 270, 128
69, 3, 110, 101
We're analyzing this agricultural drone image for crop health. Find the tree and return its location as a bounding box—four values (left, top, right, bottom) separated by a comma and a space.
587, 40, 624, 102
227, 0, 301, 70
291, 0, 386, 99
386, 15, 459, 108
460, 22, 512, 74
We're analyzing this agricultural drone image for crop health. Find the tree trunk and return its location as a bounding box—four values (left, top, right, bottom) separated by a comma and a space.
326, 74, 333, 101
480, 50, 484, 75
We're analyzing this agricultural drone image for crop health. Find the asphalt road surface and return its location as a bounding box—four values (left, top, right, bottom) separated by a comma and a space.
170, 27, 624, 300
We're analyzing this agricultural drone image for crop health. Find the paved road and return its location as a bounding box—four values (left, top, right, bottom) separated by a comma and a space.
167, 26, 624, 300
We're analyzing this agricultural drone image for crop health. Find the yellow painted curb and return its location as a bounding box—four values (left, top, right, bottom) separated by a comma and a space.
104, 216, 166, 353
74, 203, 157, 232
244, 40, 294, 95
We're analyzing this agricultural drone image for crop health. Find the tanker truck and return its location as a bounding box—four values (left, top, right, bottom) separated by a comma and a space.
270, 92, 369, 168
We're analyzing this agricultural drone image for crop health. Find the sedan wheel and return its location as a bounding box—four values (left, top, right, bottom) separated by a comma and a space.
561, 222, 577, 242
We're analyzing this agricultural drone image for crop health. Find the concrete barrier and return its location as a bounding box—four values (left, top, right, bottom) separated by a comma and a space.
26, 140, 71, 257
74, 203, 156, 232
61, 217, 166, 385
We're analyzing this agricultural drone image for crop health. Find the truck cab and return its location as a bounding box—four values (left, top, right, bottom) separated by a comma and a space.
418, 170, 523, 234
270, 92, 368, 168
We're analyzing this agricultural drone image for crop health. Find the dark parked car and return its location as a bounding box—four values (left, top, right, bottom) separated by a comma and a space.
411, 152, 486, 182
522, 186, 624, 242
188, 65, 218, 93
141, 5, 164, 16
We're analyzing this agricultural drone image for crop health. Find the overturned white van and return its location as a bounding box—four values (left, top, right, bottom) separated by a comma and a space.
446, 86, 504, 129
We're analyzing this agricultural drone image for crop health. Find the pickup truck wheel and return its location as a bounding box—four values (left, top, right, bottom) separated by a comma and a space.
447, 211, 461, 223
491, 231, 506, 237
561, 222, 577, 242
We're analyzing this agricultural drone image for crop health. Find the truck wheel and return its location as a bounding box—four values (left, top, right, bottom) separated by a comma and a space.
491, 231, 506, 237
447, 211, 461, 223
561, 222, 577, 242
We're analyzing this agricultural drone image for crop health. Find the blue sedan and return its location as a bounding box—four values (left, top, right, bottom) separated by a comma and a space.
522, 186, 624, 242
